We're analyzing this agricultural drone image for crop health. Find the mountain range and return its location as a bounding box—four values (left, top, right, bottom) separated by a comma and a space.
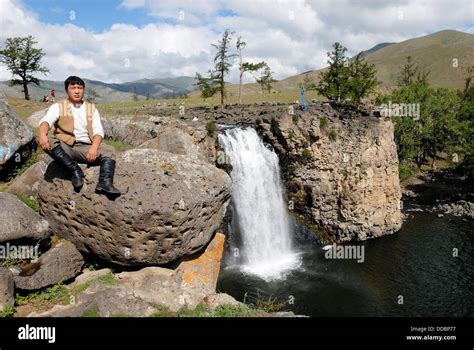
1, 30, 472, 102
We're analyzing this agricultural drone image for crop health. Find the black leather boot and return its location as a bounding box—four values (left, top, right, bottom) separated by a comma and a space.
95, 157, 121, 195
50, 145, 84, 188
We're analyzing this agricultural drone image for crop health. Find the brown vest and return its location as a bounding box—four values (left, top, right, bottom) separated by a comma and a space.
54, 99, 96, 145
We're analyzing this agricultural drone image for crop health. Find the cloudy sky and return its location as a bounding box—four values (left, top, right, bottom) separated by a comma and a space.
0, 0, 472, 84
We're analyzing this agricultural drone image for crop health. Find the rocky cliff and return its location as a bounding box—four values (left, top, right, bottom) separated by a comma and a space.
256, 103, 402, 242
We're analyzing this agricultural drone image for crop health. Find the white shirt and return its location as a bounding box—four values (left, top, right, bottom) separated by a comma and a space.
39, 102, 105, 144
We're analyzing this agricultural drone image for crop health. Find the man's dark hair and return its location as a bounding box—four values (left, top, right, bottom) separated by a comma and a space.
64, 76, 85, 90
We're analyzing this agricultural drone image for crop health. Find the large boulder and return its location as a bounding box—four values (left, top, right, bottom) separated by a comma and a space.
137, 127, 201, 158
0, 192, 50, 243
27, 107, 48, 129
104, 116, 217, 164
6, 154, 52, 198
38, 148, 231, 266
0, 92, 36, 180
101, 116, 164, 146
0, 267, 14, 312
137, 123, 217, 163
13, 241, 84, 290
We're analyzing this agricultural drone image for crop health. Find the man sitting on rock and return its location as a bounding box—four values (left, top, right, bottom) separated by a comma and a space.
38, 76, 121, 196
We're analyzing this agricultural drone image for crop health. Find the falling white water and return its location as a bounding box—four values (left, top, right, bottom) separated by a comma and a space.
219, 127, 301, 280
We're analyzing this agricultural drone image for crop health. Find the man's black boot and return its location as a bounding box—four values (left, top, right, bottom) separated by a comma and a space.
95, 157, 121, 195
50, 145, 84, 188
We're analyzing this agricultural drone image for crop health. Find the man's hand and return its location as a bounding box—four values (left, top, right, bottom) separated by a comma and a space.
38, 134, 50, 151
86, 145, 99, 163
38, 122, 51, 151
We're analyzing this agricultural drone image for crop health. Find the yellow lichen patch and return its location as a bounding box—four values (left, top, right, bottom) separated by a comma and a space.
178, 232, 225, 290
160, 161, 176, 174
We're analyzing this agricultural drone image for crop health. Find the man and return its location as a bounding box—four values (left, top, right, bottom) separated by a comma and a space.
50, 89, 56, 103
38, 76, 121, 196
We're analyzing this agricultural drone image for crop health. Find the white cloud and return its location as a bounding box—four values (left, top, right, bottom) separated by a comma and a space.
118, 0, 146, 10
0, 0, 471, 84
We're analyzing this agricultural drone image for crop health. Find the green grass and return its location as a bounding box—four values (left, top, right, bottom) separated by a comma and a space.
245, 291, 287, 314
103, 138, 134, 150
399, 164, 417, 182
149, 303, 261, 318
15, 148, 43, 176
177, 304, 212, 317
212, 304, 256, 317
13, 272, 121, 315
70, 271, 119, 299
0, 305, 16, 318
329, 128, 338, 141
71, 282, 92, 295
97, 272, 119, 285
320, 116, 328, 130
12, 192, 40, 212
301, 148, 313, 160
70, 271, 118, 297
149, 307, 176, 317
7, 96, 48, 121
82, 305, 100, 317
0, 147, 44, 191
0, 256, 22, 268
15, 283, 70, 309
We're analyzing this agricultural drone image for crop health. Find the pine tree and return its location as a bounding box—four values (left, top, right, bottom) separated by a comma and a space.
212, 29, 237, 107
317, 42, 349, 102
256, 64, 274, 95
347, 53, 379, 104
397, 56, 418, 87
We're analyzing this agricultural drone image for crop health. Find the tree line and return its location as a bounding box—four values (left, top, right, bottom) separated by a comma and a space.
377, 60, 473, 179
194, 29, 274, 106
308, 42, 473, 179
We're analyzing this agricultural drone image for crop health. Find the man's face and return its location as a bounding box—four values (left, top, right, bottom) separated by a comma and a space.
66, 83, 84, 103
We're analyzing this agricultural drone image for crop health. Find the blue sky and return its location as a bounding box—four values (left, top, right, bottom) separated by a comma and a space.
21, 0, 241, 32
1, 0, 472, 83
22, 0, 154, 32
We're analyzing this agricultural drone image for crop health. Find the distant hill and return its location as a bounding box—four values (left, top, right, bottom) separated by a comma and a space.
189, 29, 473, 102
0, 76, 197, 102
354, 42, 395, 58
281, 30, 473, 92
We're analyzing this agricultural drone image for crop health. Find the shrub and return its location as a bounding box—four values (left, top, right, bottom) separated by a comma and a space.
320, 116, 328, 129
301, 148, 313, 160
206, 121, 216, 136
329, 128, 337, 141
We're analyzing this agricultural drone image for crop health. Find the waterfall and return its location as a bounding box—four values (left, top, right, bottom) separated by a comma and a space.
219, 127, 300, 280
